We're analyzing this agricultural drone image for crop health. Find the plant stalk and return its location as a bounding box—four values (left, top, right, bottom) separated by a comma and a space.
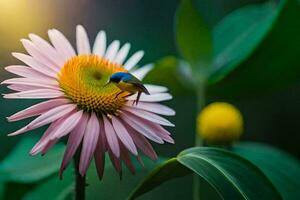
193, 79, 206, 200
74, 151, 86, 200
194, 81, 206, 147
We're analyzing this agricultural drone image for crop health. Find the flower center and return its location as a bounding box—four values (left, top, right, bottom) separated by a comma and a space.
58, 55, 128, 115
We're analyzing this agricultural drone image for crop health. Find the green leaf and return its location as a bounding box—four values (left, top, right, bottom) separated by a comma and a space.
144, 56, 194, 95
209, 0, 282, 82
208, 0, 300, 98
128, 158, 190, 199
22, 167, 74, 200
0, 137, 65, 183
232, 142, 300, 200
175, 0, 213, 75
129, 147, 281, 200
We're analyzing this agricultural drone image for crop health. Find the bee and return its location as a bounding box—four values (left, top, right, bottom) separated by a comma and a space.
105, 72, 150, 105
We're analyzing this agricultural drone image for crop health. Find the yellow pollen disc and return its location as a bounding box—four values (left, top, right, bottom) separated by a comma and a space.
58, 55, 128, 114
197, 102, 243, 144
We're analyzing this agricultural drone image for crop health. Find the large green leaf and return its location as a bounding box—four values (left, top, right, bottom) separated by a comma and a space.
128, 147, 281, 200
232, 142, 300, 200
209, 0, 283, 82
208, 0, 300, 98
0, 137, 65, 183
22, 167, 74, 200
175, 0, 212, 76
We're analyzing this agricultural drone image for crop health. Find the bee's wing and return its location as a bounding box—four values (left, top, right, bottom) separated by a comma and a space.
124, 75, 150, 95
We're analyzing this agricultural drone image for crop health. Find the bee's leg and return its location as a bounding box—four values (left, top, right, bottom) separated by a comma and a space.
115, 91, 124, 98
134, 92, 142, 105
123, 92, 135, 98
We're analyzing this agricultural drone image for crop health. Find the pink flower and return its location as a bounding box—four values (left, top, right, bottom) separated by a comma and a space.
2, 25, 175, 178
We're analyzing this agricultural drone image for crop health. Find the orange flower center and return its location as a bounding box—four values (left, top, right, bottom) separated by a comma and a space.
58, 55, 128, 114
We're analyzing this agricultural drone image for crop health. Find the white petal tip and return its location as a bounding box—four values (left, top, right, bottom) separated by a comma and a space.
6, 117, 13, 122
20, 38, 29, 43
139, 50, 145, 56
7, 132, 19, 136
28, 33, 35, 38
132, 150, 138, 156
76, 24, 84, 29
168, 139, 175, 144
79, 171, 86, 177
29, 151, 37, 156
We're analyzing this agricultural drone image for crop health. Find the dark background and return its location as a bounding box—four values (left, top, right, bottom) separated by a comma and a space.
0, 1, 299, 199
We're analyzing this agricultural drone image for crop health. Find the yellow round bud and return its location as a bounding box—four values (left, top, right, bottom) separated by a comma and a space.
197, 102, 243, 144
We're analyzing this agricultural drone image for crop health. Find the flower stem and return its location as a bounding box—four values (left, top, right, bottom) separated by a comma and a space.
74, 151, 86, 200
194, 82, 205, 147
193, 80, 206, 200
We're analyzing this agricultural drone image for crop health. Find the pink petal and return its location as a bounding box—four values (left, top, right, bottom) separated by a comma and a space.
131, 64, 153, 80
48, 29, 76, 61
79, 113, 100, 176
8, 104, 75, 136
125, 102, 175, 116
31, 111, 87, 156
124, 50, 144, 70
27, 104, 76, 129
40, 139, 59, 155
152, 125, 174, 144
30, 119, 62, 155
21, 39, 59, 72
120, 112, 164, 144
136, 155, 145, 168
93, 30, 106, 57
3, 89, 64, 99
76, 25, 91, 55
29, 33, 65, 67
2, 78, 59, 90
111, 116, 138, 155
5, 65, 53, 80
120, 144, 135, 174
124, 124, 157, 160
7, 98, 69, 122
33, 110, 83, 155
7, 84, 41, 92
108, 149, 121, 174
126, 93, 173, 102
123, 107, 174, 127
125, 112, 174, 144
12, 53, 57, 78
94, 119, 106, 179
60, 113, 89, 177
50, 110, 83, 140
102, 115, 120, 158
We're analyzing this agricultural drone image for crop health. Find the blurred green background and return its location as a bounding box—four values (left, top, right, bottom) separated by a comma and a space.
0, 0, 299, 199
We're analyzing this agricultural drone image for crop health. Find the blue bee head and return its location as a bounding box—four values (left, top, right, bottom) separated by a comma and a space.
109, 72, 127, 83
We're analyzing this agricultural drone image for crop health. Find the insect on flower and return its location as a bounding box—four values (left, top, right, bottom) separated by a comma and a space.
106, 72, 150, 105
2, 25, 175, 178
